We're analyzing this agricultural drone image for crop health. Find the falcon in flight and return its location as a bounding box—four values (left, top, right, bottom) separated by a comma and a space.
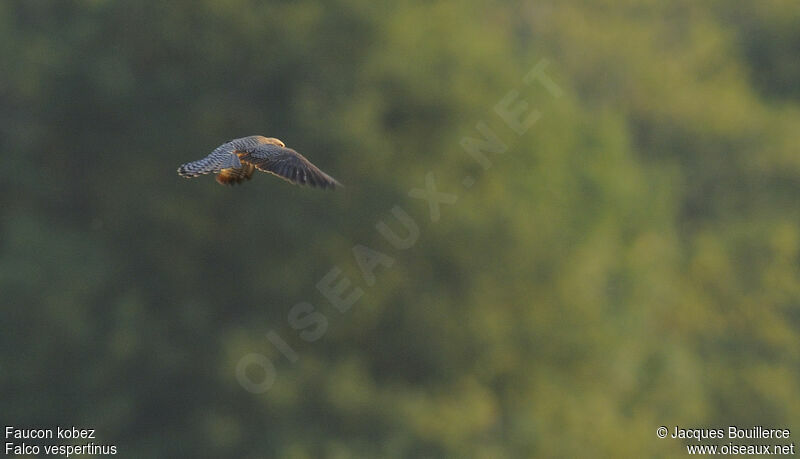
177, 136, 341, 188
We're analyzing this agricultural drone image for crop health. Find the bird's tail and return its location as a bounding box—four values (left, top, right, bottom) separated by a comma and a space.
177, 161, 207, 178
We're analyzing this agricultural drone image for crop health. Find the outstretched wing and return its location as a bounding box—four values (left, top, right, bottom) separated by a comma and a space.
236, 144, 341, 189
177, 142, 242, 178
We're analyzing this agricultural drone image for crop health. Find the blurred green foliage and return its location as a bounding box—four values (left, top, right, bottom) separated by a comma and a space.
1, 0, 799, 457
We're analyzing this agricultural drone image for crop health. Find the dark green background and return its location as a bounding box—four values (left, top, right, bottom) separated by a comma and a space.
2, 1, 799, 457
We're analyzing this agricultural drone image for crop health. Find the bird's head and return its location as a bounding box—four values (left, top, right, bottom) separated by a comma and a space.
258, 136, 285, 147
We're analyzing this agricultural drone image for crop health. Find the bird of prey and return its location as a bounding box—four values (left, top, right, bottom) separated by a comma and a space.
177, 136, 341, 188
